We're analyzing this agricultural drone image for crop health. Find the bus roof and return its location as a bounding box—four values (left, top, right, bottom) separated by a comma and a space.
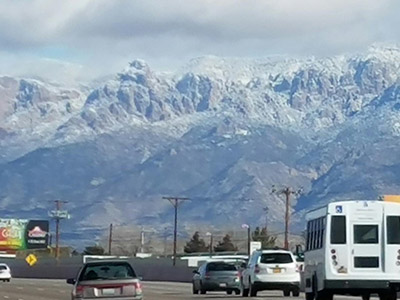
305, 199, 388, 220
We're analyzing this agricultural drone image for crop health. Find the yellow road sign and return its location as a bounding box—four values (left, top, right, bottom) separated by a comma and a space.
25, 254, 38, 266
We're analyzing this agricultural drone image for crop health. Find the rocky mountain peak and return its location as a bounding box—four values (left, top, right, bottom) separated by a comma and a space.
2, 47, 400, 242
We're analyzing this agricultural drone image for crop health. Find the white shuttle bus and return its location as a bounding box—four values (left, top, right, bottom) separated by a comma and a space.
304, 200, 400, 300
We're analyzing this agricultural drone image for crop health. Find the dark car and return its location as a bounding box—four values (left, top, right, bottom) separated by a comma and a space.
67, 260, 143, 300
192, 261, 241, 295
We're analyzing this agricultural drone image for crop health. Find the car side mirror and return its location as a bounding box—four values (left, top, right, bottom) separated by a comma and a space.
138, 276, 143, 281
66, 278, 76, 285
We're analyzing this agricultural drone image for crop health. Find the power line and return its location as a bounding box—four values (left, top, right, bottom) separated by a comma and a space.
163, 196, 189, 266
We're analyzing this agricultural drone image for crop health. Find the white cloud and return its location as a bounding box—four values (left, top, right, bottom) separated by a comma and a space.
0, 0, 398, 82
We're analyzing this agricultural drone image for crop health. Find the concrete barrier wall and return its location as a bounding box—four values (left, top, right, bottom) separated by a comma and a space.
1, 257, 195, 283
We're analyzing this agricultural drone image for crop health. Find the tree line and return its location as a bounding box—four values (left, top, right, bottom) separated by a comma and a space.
184, 226, 276, 253
81, 226, 277, 255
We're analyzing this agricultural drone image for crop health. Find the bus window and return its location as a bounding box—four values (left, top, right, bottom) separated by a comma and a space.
306, 221, 312, 251
387, 216, 400, 244
313, 219, 318, 249
331, 216, 346, 244
354, 225, 378, 244
316, 218, 322, 249
319, 217, 326, 248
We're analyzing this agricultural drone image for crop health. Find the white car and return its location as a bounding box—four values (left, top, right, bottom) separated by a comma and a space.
241, 249, 300, 297
0, 263, 11, 282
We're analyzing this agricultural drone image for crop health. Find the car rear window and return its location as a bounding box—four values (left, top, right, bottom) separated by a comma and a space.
79, 262, 136, 281
260, 253, 293, 264
206, 262, 238, 271
0, 265, 7, 270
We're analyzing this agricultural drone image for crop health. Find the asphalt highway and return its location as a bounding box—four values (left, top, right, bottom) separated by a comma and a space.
0, 279, 365, 300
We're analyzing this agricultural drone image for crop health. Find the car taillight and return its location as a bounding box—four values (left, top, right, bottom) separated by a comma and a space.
296, 264, 303, 272
396, 251, 400, 266
133, 282, 142, 293
75, 285, 84, 298
205, 272, 211, 279
254, 264, 260, 274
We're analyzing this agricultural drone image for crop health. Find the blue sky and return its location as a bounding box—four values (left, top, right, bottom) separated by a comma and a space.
0, 0, 399, 84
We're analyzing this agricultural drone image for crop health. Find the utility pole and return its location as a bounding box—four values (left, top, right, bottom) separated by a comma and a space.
206, 232, 213, 257
263, 206, 269, 231
271, 186, 303, 250
140, 227, 145, 253
49, 200, 69, 259
108, 224, 113, 255
163, 196, 189, 266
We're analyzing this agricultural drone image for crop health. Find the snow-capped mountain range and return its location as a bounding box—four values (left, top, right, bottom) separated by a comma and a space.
1, 45, 400, 241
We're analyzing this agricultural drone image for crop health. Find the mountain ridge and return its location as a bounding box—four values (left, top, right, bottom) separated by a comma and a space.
1, 45, 400, 244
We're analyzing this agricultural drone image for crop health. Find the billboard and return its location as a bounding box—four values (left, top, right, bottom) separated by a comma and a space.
0, 219, 49, 253
383, 195, 400, 203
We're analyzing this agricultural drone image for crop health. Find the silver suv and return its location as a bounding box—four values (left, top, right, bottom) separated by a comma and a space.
192, 260, 242, 295
67, 260, 143, 300
241, 249, 300, 297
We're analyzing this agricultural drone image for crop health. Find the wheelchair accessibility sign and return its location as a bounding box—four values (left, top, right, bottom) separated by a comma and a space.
335, 205, 343, 213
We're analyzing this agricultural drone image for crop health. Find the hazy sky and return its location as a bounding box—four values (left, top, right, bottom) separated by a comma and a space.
0, 0, 399, 84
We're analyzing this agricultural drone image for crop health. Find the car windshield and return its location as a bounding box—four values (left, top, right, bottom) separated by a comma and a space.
206, 262, 237, 271
260, 253, 293, 264
79, 262, 136, 281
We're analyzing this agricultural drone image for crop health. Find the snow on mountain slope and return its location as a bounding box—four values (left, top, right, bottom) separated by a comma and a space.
0, 76, 86, 162
47, 45, 400, 148
1, 46, 400, 241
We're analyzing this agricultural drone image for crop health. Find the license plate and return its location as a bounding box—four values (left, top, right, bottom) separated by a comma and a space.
273, 268, 281, 273
102, 288, 115, 295
219, 283, 227, 288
